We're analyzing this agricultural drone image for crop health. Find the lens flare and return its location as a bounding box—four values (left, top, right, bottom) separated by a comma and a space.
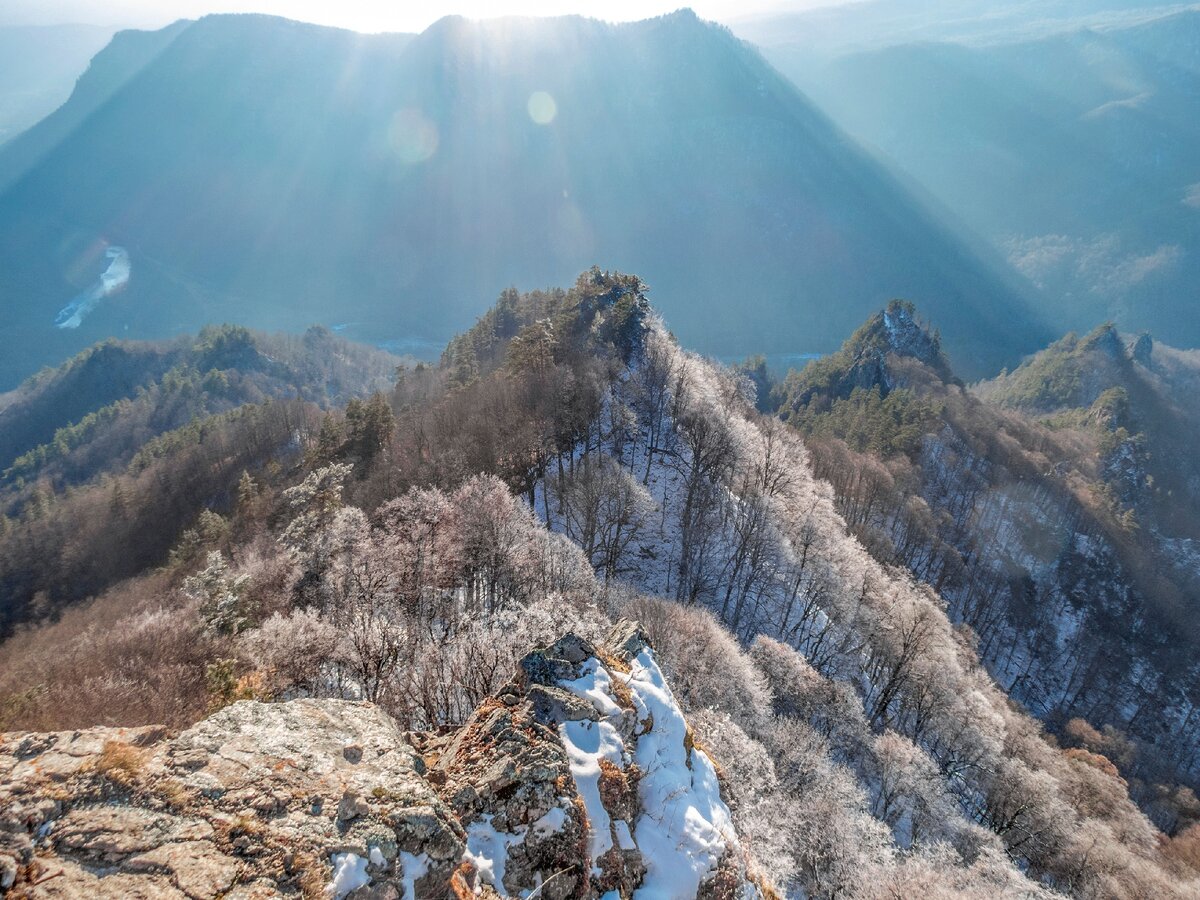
388, 108, 439, 163
527, 91, 557, 125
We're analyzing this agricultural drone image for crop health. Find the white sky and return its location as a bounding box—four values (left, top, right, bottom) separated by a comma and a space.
0, 1, 832, 33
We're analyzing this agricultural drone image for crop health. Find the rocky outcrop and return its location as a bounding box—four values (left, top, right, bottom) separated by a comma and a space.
780, 300, 959, 419
1, 624, 763, 899
1127, 332, 1153, 368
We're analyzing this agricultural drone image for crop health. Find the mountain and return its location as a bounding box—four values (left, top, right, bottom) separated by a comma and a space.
0, 20, 189, 196
746, 8, 1200, 345
0, 324, 397, 631
0, 24, 115, 145
734, 0, 1187, 63
1, 271, 1195, 897
980, 324, 1200, 538
773, 306, 1200, 829
0, 10, 1052, 390
0, 324, 397, 487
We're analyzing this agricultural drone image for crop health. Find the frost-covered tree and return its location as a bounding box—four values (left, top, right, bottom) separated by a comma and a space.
551, 452, 653, 581
238, 608, 341, 696
185, 551, 252, 636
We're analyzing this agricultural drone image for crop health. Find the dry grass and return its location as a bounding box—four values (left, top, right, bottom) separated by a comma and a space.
597, 758, 640, 821
154, 777, 193, 811
291, 849, 329, 900
0, 571, 213, 733
1164, 824, 1200, 875
88, 740, 146, 785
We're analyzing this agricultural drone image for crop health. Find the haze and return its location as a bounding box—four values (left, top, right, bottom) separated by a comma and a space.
0, 0, 831, 32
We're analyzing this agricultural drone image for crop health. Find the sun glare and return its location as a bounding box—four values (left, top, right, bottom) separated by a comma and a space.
527, 91, 558, 125
13, 0, 782, 34
275, 1, 765, 33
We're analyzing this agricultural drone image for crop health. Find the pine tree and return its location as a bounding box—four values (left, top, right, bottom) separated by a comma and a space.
345, 393, 394, 465
236, 470, 258, 514
185, 551, 252, 636
312, 412, 344, 463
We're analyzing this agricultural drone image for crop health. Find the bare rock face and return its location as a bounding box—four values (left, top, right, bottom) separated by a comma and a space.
1, 624, 764, 899
0, 702, 465, 899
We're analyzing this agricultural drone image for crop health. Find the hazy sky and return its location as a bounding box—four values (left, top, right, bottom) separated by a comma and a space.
0, 1, 831, 33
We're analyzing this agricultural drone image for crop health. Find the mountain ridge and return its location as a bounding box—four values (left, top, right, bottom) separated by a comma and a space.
0, 271, 1196, 896
773, 302, 1200, 822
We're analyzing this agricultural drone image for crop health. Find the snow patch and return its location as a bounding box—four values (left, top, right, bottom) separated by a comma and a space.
397, 851, 429, 900
326, 852, 371, 898
464, 814, 525, 897
626, 648, 737, 900
531, 805, 568, 836
558, 717, 626, 868
613, 818, 636, 850
551, 645, 747, 895
560, 657, 625, 718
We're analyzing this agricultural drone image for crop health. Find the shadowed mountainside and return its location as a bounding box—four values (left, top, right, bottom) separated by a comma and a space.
0, 11, 1051, 389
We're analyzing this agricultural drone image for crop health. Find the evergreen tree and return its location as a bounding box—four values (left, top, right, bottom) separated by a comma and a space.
185, 551, 252, 636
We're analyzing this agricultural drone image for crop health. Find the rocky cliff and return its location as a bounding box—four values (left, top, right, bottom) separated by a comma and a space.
0, 624, 762, 899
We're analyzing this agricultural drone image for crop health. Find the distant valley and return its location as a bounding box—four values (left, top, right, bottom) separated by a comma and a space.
741, 2, 1200, 346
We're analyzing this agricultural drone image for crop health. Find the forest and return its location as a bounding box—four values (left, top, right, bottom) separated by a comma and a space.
1, 271, 1198, 896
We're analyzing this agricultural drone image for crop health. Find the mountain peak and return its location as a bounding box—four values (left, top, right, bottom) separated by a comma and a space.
776, 301, 957, 420
1128, 331, 1154, 367
979, 322, 1156, 413
1079, 322, 1127, 361
659, 7, 702, 23
838, 300, 955, 386
878, 299, 948, 370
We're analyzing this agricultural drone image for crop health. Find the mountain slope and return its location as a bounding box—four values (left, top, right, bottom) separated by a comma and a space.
3, 271, 1193, 897
774, 307, 1200, 828
0, 11, 1051, 389
0, 24, 115, 145
979, 324, 1200, 577
0, 325, 396, 632
0, 324, 397, 485
751, 9, 1200, 344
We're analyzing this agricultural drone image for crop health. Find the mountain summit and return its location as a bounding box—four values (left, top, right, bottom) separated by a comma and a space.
0, 11, 1049, 388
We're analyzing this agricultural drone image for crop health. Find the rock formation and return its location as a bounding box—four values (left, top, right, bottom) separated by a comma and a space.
0, 624, 764, 899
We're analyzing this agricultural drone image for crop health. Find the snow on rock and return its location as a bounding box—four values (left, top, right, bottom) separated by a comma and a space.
327, 852, 371, 898
559, 717, 622, 865
536, 622, 762, 898
625, 647, 740, 899
429, 621, 765, 897
464, 814, 525, 896
397, 851, 430, 900
532, 806, 569, 836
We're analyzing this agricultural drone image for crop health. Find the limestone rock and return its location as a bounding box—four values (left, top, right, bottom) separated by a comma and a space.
123, 840, 239, 899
